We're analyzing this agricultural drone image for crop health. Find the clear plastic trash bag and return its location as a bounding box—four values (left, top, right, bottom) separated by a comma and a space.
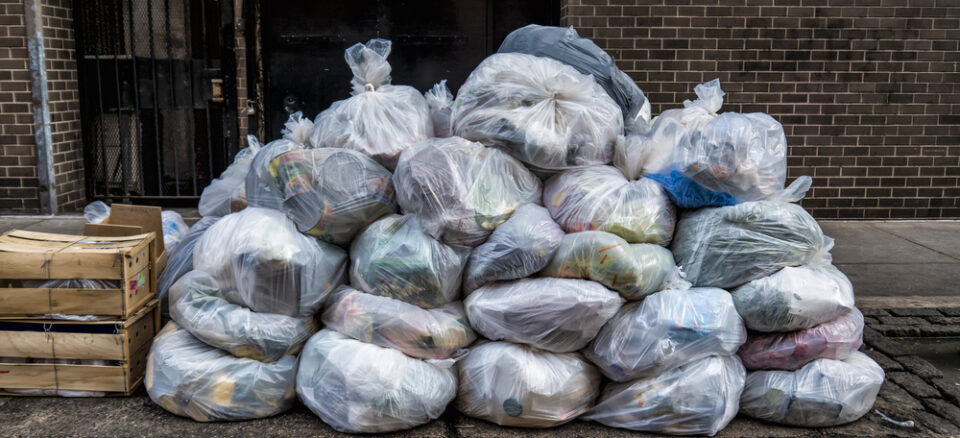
584, 355, 745, 436
193, 208, 347, 317
296, 329, 456, 433
732, 264, 855, 332
83, 200, 111, 224
543, 165, 676, 246
158, 216, 220, 311
541, 231, 680, 300
161, 210, 189, 251
451, 53, 623, 175
739, 351, 884, 427
463, 204, 563, 293
146, 322, 298, 422
198, 134, 263, 217
613, 79, 723, 180
393, 137, 542, 246
425, 79, 454, 138
310, 39, 433, 171
586, 287, 746, 382
738, 308, 864, 371
265, 147, 396, 246
244, 120, 310, 210
497, 24, 651, 132
168, 270, 316, 362
456, 341, 601, 428
322, 285, 476, 360
671, 200, 831, 289
350, 214, 469, 309
465, 278, 624, 353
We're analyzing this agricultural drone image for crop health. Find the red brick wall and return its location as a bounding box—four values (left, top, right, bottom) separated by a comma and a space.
0, 0, 39, 212
562, 0, 960, 219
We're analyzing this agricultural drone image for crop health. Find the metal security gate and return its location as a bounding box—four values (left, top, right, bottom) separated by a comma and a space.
75, 0, 237, 204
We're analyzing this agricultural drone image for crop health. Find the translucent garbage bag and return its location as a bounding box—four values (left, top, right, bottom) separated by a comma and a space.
671, 200, 830, 289
465, 278, 624, 353
244, 119, 310, 210
310, 39, 433, 171
739, 351, 884, 427
543, 165, 676, 246
198, 134, 263, 217
462, 204, 563, 293
168, 271, 316, 362
296, 329, 456, 433
498, 24, 651, 131
266, 147, 396, 246
613, 79, 723, 181
732, 264, 855, 332
146, 322, 298, 422
425, 79, 454, 138
586, 287, 746, 381
393, 137, 542, 246
456, 341, 601, 428
541, 231, 680, 300
350, 214, 469, 308
158, 216, 220, 310
193, 208, 347, 317
83, 200, 111, 224
584, 355, 745, 436
451, 53, 623, 175
161, 210, 189, 251
322, 285, 476, 360
738, 308, 864, 371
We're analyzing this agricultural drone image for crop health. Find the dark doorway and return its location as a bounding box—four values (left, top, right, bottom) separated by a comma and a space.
260, 0, 560, 139
75, 0, 238, 204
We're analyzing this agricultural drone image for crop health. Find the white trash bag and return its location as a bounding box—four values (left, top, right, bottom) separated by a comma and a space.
465, 278, 624, 353
296, 329, 456, 433
732, 264, 855, 332
425, 79, 454, 138
198, 134, 263, 217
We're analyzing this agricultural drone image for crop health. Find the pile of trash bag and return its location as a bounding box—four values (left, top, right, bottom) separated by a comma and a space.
393, 136, 542, 246
543, 165, 675, 246
310, 39, 433, 170
452, 52, 623, 175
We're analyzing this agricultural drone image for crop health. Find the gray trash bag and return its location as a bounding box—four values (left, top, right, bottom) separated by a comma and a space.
349, 214, 469, 309
296, 329, 456, 433
456, 341, 601, 428
310, 39, 433, 171
193, 208, 347, 317
146, 322, 298, 422
584, 355, 746, 436
671, 201, 831, 289
738, 308, 864, 371
393, 137, 542, 246
585, 287, 746, 382
158, 216, 220, 314
198, 134, 263, 217
464, 278, 624, 353
498, 24, 651, 132
739, 351, 884, 427
540, 231, 681, 301
168, 271, 316, 362
543, 165, 676, 246
451, 53, 623, 175
322, 285, 476, 360
732, 264, 855, 332
425, 79, 454, 138
462, 204, 563, 293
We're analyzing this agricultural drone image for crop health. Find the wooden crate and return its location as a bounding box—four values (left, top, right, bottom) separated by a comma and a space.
83, 204, 170, 284
0, 299, 160, 396
0, 230, 156, 319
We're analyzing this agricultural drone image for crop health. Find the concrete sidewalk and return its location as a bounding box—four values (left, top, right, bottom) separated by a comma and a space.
2, 215, 957, 298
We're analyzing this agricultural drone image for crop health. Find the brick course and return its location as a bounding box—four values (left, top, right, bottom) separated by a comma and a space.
0, 0, 39, 212
562, 0, 960, 219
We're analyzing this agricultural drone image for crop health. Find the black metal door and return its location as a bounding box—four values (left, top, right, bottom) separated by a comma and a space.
75, 0, 238, 204
260, 0, 560, 138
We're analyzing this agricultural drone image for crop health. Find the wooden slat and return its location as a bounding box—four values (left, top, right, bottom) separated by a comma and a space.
0, 363, 127, 392
0, 299, 157, 324
0, 331, 126, 360
3, 230, 149, 243
0, 288, 124, 316
0, 251, 124, 280
83, 223, 144, 238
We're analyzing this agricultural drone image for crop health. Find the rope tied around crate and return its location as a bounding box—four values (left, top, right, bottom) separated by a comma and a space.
40, 236, 90, 314
43, 322, 60, 391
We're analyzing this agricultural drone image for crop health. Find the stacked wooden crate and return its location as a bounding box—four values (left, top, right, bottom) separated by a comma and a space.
0, 230, 162, 396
